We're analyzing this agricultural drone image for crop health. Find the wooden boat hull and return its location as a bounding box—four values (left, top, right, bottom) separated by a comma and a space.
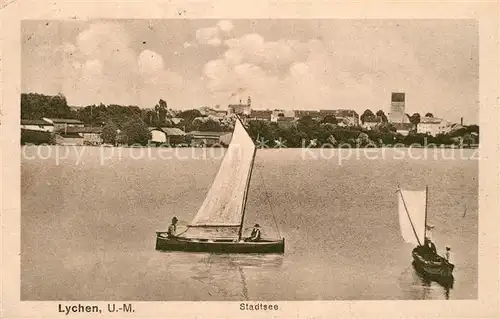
155, 232, 285, 254
412, 248, 454, 278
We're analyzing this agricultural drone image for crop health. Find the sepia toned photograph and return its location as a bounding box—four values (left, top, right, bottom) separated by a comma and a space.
18, 18, 482, 302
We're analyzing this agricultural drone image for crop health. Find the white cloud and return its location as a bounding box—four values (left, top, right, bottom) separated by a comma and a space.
24, 22, 186, 107
195, 27, 221, 46
76, 23, 132, 61
203, 33, 338, 109
224, 34, 308, 68
138, 50, 164, 74
59, 42, 77, 54
204, 59, 230, 80
22, 20, 478, 122
195, 21, 233, 46
225, 33, 264, 54
207, 37, 222, 46
289, 62, 309, 77
217, 20, 234, 32
224, 49, 243, 65
82, 60, 102, 78
202, 30, 444, 111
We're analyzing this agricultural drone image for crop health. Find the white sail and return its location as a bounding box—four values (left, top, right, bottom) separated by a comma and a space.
397, 187, 427, 246
181, 118, 256, 240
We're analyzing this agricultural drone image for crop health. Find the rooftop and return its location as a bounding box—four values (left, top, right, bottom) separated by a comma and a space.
43, 118, 84, 124
228, 104, 250, 108
320, 109, 359, 117
250, 110, 273, 119
21, 119, 53, 126
188, 131, 228, 137
420, 117, 444, 124
64, 127, 103, 134
161, 127, 186, 136
149, 127, 186, 136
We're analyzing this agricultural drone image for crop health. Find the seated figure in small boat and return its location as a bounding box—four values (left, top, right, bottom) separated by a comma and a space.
416, 238, 437, 259
167, 217, 178, 238
425, 237, 437, 254
444, 245, 451, 262
420, 237, 438, 260
244, 224, 262, 242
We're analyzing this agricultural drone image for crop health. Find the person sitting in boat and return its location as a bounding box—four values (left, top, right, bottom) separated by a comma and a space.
426, 238, 437, 255
420, 237, 437, 259
244, 224, 262, 242
425, 224, 434, 240
444, 245, 452, 262
167, 217, 178, 238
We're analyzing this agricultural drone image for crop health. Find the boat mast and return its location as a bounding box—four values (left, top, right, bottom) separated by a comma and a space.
424, 185, 428, 240
238, 147, 257, 241
397, 185, 422, 246
237, 116, 257, 241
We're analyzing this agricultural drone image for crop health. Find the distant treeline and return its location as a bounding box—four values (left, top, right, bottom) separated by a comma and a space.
246, 117, 479, 148
21, 93, 479, 147
21, 93, 233, 145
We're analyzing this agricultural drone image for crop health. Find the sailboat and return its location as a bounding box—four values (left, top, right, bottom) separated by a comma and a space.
155, 117, 285, 254
396, 185, 454, 278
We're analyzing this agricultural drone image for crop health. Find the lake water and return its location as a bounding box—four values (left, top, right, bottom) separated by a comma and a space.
21, 146, 478, 300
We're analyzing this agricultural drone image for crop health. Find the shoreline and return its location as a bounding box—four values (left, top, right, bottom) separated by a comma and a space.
20, 144, 480, 150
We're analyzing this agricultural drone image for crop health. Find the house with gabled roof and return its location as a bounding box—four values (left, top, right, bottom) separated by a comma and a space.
149, 127, 186, 145
21, 119, 54, 132
42, 117, 84, 132
187, 131, 229, 147
417, 117, 450, 136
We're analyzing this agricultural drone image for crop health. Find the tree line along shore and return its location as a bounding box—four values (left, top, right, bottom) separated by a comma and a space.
21, 93, 479, 148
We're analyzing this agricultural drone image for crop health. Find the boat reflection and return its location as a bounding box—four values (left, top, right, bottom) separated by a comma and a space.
156, 251, 284, 300
206, 253, 285, 268
411, 261, 454, 299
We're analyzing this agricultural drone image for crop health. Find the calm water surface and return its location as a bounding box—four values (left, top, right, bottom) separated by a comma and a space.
21, 147, 478, 300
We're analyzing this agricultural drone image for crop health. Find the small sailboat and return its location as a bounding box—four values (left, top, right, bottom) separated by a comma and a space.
396, 185, 454, 278
155, 117, 285, 254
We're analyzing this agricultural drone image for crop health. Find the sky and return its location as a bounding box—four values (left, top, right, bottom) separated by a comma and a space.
22, 19, 478, 124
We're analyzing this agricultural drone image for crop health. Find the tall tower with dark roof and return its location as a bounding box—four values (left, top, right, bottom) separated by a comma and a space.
389, 92, 405, 123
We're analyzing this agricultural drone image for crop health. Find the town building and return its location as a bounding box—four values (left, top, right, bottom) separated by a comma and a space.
228, 97, 251, 116
149, 127, 186, 145
417, 117, 450, 136
63, 127, 103, 145
42, 118, 84, 132
440, 123, 465, 135
150, 128, 167, 144
392, 123, 414, 136
69, 106, 86, 112
188, 131, 229, 147
21, 119, 54, 132
320, 109, 359, 126
294, 110, 321, 120
199, 106, 228, 118
388, 92, 406, 123
54, 132, 84, 146
361, 118, 382, 130
248, 110, 273, 121
271, 109, 295, 122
